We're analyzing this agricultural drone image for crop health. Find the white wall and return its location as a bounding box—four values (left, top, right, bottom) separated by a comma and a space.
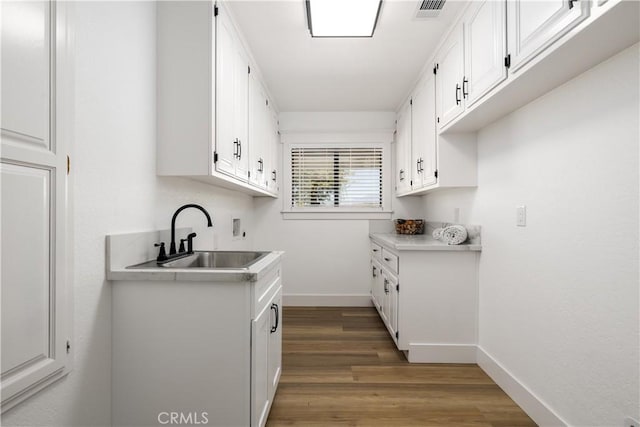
2, 3, 254, 426
423, 45, 639, 426
254, 112, 422, 305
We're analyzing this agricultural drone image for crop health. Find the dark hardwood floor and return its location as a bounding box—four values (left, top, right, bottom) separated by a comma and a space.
266, 307, 536, 427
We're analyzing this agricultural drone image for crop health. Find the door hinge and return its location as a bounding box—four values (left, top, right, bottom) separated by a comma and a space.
66, 340, 71, 354
66, 155, 70, 175
437, 117, 440, 123
396, 284, 399, 292
433, 64, 437, 75
214, 4, 218, 16
568, 0, 578, 9
434, 169, 438, 179
248, 171, 251, 178
248, 65, 251, 74
213, 151, 218, 163
504, 54, 511, 69
410, 98, 413, 106
395, 331, 399, 339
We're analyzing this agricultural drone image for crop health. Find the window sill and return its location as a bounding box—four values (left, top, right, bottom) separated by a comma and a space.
281, 211, 393, 220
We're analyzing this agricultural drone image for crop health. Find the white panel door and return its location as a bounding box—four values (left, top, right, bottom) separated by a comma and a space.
410, 73, 437, 189
464, 0, 507, 107
507, 0, 590, 72
436, 22, 465, 128
251, 302, 270, 427
1, 164, 51, 373
1, 0, 70, 412
215, 9, 238, 177
268, 287, 282, 402
0, 1, 50, 149
395, 101, 412, 195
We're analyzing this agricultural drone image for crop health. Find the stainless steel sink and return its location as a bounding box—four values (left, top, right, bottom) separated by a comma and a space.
128, 251, 269, 270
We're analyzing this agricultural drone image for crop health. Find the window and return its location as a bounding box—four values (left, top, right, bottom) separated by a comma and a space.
284, 142, 392, 218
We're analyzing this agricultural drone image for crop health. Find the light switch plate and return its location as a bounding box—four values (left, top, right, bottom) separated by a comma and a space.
516, 205, 526, 227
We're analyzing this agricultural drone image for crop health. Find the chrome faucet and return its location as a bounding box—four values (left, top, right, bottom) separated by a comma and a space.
169, 204, 213, 255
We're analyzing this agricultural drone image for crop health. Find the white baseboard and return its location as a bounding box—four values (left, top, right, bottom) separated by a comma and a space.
408, 344, 477, 363
476, 346, 567, 427
283, 294, 373, 307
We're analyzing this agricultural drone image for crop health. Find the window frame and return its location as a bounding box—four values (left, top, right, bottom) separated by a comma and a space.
282, 139, 393, 219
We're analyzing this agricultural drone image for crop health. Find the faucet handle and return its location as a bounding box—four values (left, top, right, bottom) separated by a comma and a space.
154, 242, 167, 262
179, 238, 187, 253
186, 232, 197, 253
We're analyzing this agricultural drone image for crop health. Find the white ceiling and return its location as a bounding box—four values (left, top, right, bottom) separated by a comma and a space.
226, 0, 467, 112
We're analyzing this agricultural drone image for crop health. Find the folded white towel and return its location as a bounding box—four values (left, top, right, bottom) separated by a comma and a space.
432, 228, 444, 240
441, 225, 468, 245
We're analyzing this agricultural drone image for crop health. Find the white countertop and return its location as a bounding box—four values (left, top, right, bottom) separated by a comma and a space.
108, 251, 283, 282
370, 233, 482, 252
106, 229, 283, 282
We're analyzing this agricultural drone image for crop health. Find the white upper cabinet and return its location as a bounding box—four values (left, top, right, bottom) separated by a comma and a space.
248, 73, 268, 189
436, 2, 507, 128
395, 101, 412, 195
215, 10, 238, 178
216, 5, 249, 182
410, 73, 437, 189
267, 106, 280, 194
463, 0, 507, 107
435, 22, 465, 128
157, 2, 278, 197
507, 0, 590, 73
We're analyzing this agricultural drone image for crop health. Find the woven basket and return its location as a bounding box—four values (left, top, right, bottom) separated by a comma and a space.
393, 219, 425, 235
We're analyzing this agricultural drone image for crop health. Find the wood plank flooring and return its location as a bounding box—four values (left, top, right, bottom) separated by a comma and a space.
266, 307, 536, 427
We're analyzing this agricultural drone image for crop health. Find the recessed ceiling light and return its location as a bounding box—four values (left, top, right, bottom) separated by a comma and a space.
306, 0, 383, 38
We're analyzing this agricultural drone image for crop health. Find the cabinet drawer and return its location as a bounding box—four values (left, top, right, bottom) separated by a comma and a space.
381, 248, 399, 274
370, 241, 382, 260
253, 265, 281, 318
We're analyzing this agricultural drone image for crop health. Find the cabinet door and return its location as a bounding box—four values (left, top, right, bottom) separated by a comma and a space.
387, 273, 399, 343
381, 270, 392, 325
268, 287, 282, 402
436, 22, 465, 128
248, 73, 267, 189
395, 101, 412, 195
234, 47, 250, 181
215, 10, 239, 177
410, 74, 437, 189
464, 0, 507, 107
267, 108, 279, 194
251, 302, 271, 427
507, 0, 590, 73
1, 0, 70, 411
370, 260, 383, 311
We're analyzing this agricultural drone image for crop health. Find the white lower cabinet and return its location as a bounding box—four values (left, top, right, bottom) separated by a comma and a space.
252, 286, 282, 427
112, 264, 282, 427
370, 237, 479, 363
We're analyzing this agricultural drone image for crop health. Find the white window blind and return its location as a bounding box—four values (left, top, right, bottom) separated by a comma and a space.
291, 147, 383, 209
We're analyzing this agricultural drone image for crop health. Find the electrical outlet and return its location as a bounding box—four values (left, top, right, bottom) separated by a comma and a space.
516, 205, 526, 227
625, 416, 640, 427
232, 218, 241, 238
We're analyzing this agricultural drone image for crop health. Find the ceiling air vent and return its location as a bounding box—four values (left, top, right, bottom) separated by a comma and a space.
415, 0, 446, 18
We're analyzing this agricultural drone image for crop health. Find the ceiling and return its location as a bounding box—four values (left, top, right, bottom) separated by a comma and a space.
226, 0, 467, 112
